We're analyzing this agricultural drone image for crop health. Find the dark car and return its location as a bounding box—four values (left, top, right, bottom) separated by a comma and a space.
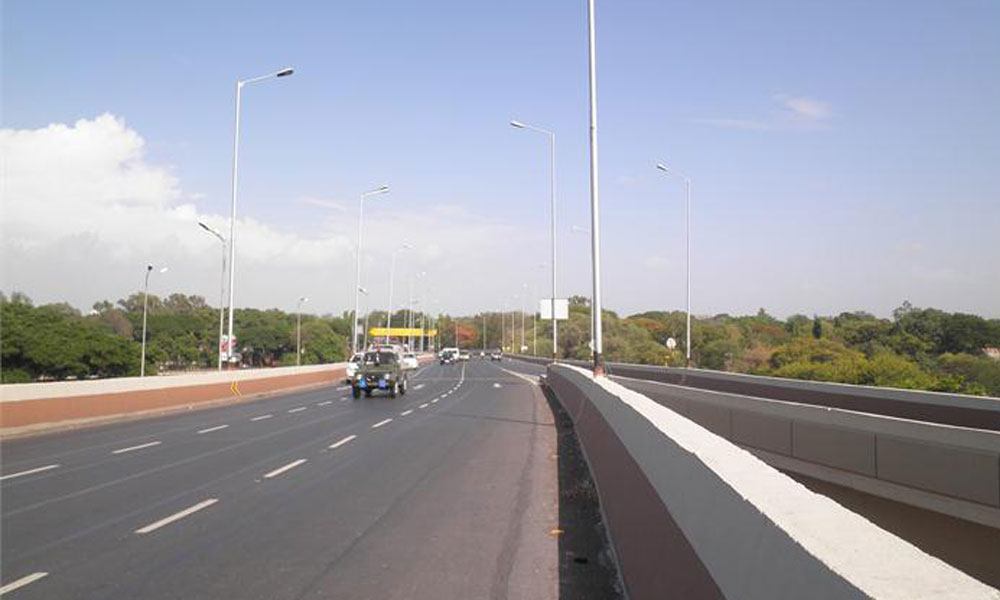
351, 349, 407, 398
439, 350, 456, 365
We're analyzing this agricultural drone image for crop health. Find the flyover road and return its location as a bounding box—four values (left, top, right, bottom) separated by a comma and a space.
0, 361, 567, 599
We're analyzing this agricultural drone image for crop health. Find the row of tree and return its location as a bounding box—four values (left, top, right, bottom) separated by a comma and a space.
3, 292, 998, 396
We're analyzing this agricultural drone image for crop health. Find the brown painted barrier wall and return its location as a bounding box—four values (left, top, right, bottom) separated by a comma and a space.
0, 366, 344, 432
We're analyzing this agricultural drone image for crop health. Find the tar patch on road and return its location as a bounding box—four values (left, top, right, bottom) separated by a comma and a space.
541, 384, 624, 600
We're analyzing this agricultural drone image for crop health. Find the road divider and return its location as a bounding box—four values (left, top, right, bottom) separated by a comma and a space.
545, 363, 998, 600
1, 363, 348, 437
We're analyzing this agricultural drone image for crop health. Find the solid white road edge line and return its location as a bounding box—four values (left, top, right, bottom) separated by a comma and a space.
112, 441, 161, 455
250, 414, 273, 421
400, 410, 413, 416
0, 464, 60, 481
328, 435, 357, 449
0, 572, 49, 595
197, 425, 229, 434
135, 498, 219, 534
371, 418, 393, 429
263, 459, 308, 479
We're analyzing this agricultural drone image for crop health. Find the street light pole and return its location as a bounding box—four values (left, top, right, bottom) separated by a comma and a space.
198, 222, 226, 371
226, 66, 294, 368
585, 0, 604, 374
353, 185, 389, 354
656, 162, 693, 366
570, 226, 594, 354
510, 119, 558, 361
296, 296, 309, 366
357, 286, 370, 353
140, 265, 168, 377
386, 243, 411, 345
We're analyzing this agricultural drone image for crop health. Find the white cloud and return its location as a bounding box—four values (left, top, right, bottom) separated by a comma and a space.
697, 94, 834, 132
0, 114, 526, 314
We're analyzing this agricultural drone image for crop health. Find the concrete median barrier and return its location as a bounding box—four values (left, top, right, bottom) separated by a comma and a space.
546, 363, 999, 600
0, 363, 346, 436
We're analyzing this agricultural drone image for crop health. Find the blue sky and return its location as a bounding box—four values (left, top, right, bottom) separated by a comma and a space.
3, 0, 998, 318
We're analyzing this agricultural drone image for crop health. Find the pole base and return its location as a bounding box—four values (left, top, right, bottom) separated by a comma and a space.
593, 353, 606, 377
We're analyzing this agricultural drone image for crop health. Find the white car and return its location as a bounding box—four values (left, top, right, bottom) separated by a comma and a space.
401, 352, 419, 370
345, 352, 364, 383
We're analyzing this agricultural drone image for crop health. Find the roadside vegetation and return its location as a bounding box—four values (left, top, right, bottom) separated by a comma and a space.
3, 292, 998, 396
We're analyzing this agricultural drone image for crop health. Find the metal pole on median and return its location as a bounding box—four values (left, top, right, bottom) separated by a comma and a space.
586, 0, 604, 374
226, 66, 294, 368
510, 119, 558, 361
353, 186, 389, 354
386, 243, 411, 345
296, 296, 308, 366
657, 162, 693, 366
140, 265, 167, 377
198, 221, 227, 371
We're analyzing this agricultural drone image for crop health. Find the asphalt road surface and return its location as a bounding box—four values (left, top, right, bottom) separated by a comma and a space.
1, 360, 567, 599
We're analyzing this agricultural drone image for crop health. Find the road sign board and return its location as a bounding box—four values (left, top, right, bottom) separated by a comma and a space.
539, 298, 569, 320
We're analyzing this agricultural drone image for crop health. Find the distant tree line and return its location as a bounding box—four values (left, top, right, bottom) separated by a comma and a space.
1, 292, 352, 383
3, 292, 998, 396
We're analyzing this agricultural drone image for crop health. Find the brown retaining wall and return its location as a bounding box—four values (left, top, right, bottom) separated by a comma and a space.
0, 367, 344, 431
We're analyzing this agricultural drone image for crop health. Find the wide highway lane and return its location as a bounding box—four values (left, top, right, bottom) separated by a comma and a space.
0, 360, 562, 599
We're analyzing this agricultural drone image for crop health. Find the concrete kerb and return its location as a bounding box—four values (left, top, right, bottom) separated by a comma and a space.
547, 363, 1000, 600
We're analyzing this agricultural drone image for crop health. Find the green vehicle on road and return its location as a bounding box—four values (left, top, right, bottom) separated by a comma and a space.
350, 349, 408, 399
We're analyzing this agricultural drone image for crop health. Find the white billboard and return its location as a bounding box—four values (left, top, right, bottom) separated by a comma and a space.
539, 298, 569, 320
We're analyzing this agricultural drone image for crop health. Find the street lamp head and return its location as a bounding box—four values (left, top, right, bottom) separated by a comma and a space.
276, 68, 294, 77
509, 120, 526, 129
656, 162, 669, 173
300, 296, 309, 303
400, 242, 412, 250
159, 267, 169, 274
365, 185, 390, 197
358, 286, 369, 296
147, 264, 154, 271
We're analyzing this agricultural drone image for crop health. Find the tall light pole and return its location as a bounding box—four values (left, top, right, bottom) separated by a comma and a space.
510, 119, 558, 361
198, 221, 226, 371
353, 185, 389, 353
585, 0, 604, 374
521, 283, 528, 353
657, 162, 693, 366
386, 243, 411, 344
358, 286, 370, 352
296, 296, 309, 366
571, 225, 594, 355
140, 265, 168, 377
226, 66, 294, 368
407, 271, 426, 350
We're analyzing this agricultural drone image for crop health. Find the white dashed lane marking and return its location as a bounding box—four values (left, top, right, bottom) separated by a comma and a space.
328, 435, 357, 449
112, 441, 161, 455
135, 498, 218, 534
317, 401, 333, 406
288, 407, 307, 413
371, 418, 393, 429
197, 425, 229, 434
400, 410, 413, 416
0, 464, 60, 481
0, 572, 49, 595
419, 403, 429, 409
250, 414, 273, 422
263, 459, 308, 479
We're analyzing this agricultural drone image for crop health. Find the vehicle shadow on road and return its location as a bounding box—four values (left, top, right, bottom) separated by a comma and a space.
541, 384, 624, 599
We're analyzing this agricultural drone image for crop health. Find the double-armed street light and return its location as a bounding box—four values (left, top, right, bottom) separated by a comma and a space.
198, 221, 227, 371
140, 264, 169, 377
226, 66, 295, 368
510, 119, 558, 361
386, 243, 411, 344
296, 296, 309, 366
353, 185, 390, 353
656, 162, 693, 366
